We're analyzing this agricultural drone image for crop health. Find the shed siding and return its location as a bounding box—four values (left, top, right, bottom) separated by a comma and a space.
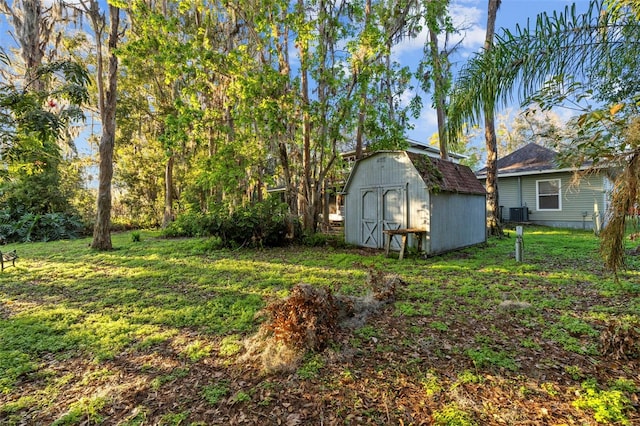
429, 193, 487, 253
345, 151, 486, 255
499, 172, 607, 229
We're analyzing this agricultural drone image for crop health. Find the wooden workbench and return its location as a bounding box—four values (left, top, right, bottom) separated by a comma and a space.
383, 228, 426, 260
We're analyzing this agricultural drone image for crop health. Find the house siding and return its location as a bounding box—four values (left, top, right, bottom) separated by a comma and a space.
501, 172, 607, 229
495, 178, 521, 221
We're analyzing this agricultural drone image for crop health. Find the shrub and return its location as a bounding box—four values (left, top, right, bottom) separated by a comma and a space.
162, 211, 218, 238
0, 209, 84, 243
163, 198, 296, 248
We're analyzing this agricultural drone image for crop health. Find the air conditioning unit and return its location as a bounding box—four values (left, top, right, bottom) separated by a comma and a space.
509, 207, 529, 222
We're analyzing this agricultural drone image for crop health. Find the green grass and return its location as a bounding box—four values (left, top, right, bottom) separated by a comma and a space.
0, 227, 638, 424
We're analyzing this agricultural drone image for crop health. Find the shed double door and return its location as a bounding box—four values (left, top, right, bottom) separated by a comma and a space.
361, 186, 405, 249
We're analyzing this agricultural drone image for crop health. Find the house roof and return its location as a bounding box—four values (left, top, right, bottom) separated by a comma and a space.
476, 143, 558, 177
341, 139, 466, 163
408, 153, 487, 195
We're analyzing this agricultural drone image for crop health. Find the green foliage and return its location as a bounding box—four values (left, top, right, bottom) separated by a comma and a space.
465, 345, 519, 371
354, 325, 380, 340
456, 370, 483, 385
182, 340, 212, 362
573, 380, 631, 425
394, 301, 432, 317
432, 403, 477, 426
231, 391, 251, 403
201, 382, 230, 405
163, 198, 294, 248
610, 378, 638, 393
430, 321, 449, 331
0, 210, 84, 243
1, 227, 638, 423
0, 60, 89, 145
296, 354, 324, 380
0, 350, 35, 394
159, 411, 190, 426
0, 306, 84, 392
564, 365, 584, 381
218, 335, 242, 357
302, 232, 331, 247
542, 314, 599, 355
51, 396, 108, 426
421, 371, 443, 397
0, 58, 90, 240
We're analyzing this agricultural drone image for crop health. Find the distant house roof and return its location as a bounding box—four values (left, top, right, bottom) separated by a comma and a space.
408, 153, 486, 195
342, 139, 466, 163
475, 143, 574, 178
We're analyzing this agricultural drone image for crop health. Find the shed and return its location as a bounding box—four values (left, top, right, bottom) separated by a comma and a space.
343, 151, 487, 255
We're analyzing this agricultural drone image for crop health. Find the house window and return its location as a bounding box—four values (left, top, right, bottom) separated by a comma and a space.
537, 179, 561, 210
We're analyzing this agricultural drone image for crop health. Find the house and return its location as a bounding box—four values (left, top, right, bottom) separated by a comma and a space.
342, 151, 487, 256
476, 143, 611, 230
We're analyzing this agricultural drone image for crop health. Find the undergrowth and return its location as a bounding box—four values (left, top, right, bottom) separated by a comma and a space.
0, 227, 638, 425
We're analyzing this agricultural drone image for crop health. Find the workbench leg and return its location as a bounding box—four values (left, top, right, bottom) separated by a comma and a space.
384, 234, 391, 257
399, 235, 407, 260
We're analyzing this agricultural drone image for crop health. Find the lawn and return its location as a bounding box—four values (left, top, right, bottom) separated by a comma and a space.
0, 227, 639, 425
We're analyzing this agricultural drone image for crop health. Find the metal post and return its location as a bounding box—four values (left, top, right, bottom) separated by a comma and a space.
515, 226, 523, 262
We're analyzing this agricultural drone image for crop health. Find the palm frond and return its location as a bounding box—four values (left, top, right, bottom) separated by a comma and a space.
448, 0, 640, 141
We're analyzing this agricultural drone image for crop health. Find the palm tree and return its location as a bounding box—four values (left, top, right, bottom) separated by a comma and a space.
447, 0, 640, 272
482, 0, 502, 236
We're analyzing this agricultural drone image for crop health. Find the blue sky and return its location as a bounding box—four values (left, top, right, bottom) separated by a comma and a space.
0, 0, 592, 152
402, 0, 592, 143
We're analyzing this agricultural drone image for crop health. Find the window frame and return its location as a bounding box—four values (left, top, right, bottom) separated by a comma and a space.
536, 178, 562, 211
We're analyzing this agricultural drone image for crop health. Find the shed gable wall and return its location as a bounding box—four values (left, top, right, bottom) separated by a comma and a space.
344, 153, 430, 248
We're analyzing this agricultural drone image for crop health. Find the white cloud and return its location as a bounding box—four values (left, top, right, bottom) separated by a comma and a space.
406, 102, 439, 142
392, 0, 486, 62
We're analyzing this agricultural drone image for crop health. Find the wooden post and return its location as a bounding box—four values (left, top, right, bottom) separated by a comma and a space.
515, 226, 523, 262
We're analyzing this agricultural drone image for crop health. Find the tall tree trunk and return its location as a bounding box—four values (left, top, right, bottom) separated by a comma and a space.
91, 4, 119, 250
354, 0, 371, 161
484, 0, 502, 236
0, 0, 57, 91
355, 93, 367, 160
429, 28, 448, 160
297, 0, 314, 233
162, 154, 174, 228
